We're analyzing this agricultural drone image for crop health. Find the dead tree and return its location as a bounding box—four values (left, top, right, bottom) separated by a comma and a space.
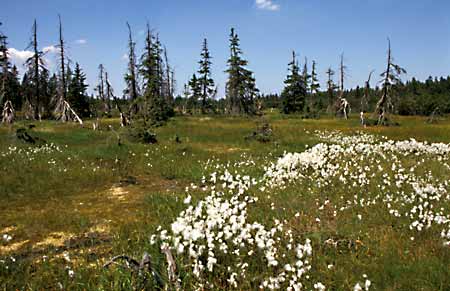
125, 22, 138, 116
325, 67, 336, 114
105, 71, 113, 114
53, 15, 82, 124
162, 247, 181, 291
361, 70, 374, 113
338, 97, 350, 119
374, 39, 406, 125
163, 46, 174, 103
1, 100, 14, 124
108, 78, 130, 127
26, 20, 46, 120
338, 54, 347, 98
96, 64, 107, 115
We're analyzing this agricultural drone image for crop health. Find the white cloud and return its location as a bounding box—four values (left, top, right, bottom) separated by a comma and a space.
7, 47, 57, 74
7, 48, 34, 72
122, 53, 128, 61
75, 39, 87, 45
43, 45, 58, 54
255, 0, 280, 11
7, 48, 34, 63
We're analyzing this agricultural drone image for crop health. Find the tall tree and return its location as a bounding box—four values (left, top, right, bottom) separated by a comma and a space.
140, 24, 169, 125
326, 67, 337, 113
0, 22, 11, 109
188, 73, 201, 112
375, 39, 406, 124
96, 64, 110, 115
124, 22, 139, 114
281, 51, 306, 114
310, 60, 320, 94
361, 70, 374, 113
67, 62, 90, 117
25, 20, 47, 119
163, 47, 174, 104
338, 53, 347, 98
225, 28, 258, 115
55, 15, 67, 110
197, 38, 215, 113
302, 57, 311, 94
54, 15, 82, 124
105, 71, 113, 114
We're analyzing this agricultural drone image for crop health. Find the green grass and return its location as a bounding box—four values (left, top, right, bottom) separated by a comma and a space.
1, 113, 450, 290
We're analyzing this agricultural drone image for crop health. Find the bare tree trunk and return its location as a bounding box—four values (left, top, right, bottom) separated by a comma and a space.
375, 40, 392, 125
362, 70, 374, 113
2, 100, 14, 124
126, 22, 138, 116
32, 20, 40, 120
339, 53, 345, 99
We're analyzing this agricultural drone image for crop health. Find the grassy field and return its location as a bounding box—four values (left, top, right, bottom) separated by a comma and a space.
1, 112, 450, 290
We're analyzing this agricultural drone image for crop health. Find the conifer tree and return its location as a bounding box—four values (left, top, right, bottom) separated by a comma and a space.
188, 73, 201, 112
140, 25, 170, 125
67, 62, 90, 117
281, 51, 306, 114
197, 38, 215, 113
225, 28, 258, 115
302, 57, 311, 94
310, 60, 320, 94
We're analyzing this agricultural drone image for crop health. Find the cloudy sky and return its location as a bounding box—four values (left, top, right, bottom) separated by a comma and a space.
1, 0, 449, 96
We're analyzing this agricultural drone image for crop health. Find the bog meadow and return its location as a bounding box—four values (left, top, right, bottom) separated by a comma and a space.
1, 1, 450, 290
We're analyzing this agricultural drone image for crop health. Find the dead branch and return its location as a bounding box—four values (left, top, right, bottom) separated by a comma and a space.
1, 100, 15, 124
162, 247, 181, 291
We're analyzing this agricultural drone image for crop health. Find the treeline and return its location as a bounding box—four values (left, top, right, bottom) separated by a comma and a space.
258, 76, 450, 116
1, 19, 449, 127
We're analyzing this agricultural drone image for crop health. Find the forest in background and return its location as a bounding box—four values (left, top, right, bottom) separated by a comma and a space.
1, 18, 449, 130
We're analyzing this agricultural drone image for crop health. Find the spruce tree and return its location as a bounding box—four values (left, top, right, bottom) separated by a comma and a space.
281, 51, 306, 114
67, 62, 90, 117
225, 28, 258, 115
140, 25, 169, 125
302, 57, 311, 94
197, 38, 215, 113
188, 73, 201, 112
310, 60, 320, 94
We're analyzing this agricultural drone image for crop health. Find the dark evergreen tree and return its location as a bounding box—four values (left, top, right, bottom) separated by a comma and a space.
188, 73, 201, 113
310, 60, 320, 94
225, 28, 258, 115
38, 68, 52, 117
197, 38, 215, 113
281, 51, 306, 114
67, 62, 90, 117
139, 25, 170, 125
302, 57, 311, 94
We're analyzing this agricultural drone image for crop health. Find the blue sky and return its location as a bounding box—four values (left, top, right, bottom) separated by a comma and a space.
1, 0, 449, 96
